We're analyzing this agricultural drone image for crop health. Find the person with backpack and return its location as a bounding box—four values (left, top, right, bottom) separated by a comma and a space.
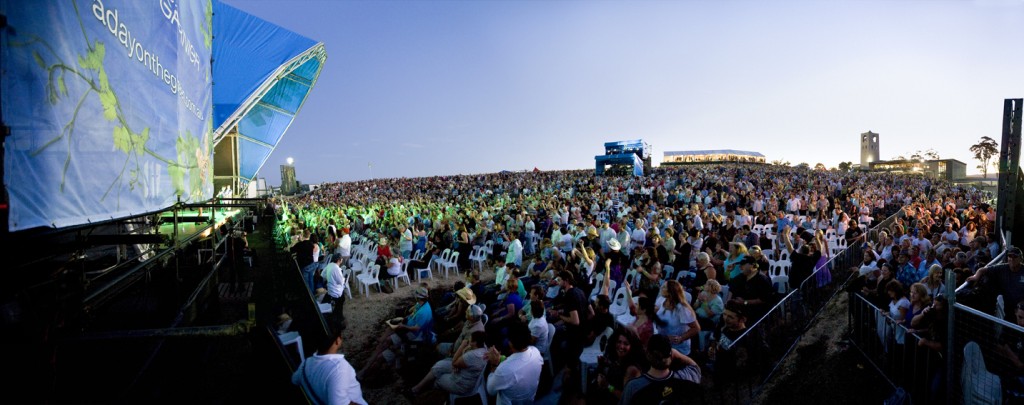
619, 334, 701, 405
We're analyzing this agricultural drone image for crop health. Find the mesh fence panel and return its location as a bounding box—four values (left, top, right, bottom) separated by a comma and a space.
706, 208, 902, 403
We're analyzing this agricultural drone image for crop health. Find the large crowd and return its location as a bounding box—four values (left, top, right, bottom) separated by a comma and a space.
275, 164, 996, 404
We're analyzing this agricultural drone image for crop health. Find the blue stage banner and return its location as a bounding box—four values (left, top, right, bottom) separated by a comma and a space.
2, 0, 214, 230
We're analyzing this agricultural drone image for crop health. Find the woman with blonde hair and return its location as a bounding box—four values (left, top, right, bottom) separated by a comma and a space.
656, 280, 700, 355
723, 242, 748, 281
695, 279, 725, 330
920, 264, 945, 299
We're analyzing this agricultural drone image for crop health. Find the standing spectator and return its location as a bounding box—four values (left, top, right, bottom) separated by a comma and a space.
548, 271, 591, 387
399, 224, 414, 259
656, 280, 700, 355
967, 247, 1024, 323
291, 230, 318, 294
322, 254, 347, 323
727, 257, 774, 322
292, 322, 367, 405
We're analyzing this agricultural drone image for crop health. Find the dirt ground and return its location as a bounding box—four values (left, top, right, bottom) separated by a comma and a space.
341, 269, 495, 405
758, 292, 892, 405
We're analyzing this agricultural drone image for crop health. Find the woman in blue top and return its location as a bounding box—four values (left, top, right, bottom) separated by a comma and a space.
723, 242, 748, 281
656, 280, 700, 355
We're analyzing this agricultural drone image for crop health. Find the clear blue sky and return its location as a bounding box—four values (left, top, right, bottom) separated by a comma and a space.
223, 0, 1024, 186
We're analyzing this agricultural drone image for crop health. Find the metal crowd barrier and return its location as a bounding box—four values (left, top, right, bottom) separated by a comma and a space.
705, 207, 903, 403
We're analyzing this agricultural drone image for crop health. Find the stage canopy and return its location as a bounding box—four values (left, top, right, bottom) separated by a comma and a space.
211, 1, 326, 191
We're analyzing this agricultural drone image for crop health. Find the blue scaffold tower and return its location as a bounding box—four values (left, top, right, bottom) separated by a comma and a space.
595, 139, 651, 176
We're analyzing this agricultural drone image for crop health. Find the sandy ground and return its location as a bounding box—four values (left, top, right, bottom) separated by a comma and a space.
341, 265, 498, 405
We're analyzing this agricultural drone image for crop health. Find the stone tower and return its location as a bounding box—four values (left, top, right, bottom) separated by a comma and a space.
861, 131, 880, 167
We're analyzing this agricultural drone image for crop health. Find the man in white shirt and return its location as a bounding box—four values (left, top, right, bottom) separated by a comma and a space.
599, 221, 617, 253
338, 228, 352, 267
631, 219, 647, 251
486, 322, 544, 405
526, 302, 550, 355
524, 216, 536, 256
506, 230, 523, 267
323, 255, 347, 320
292, 323, 367, 405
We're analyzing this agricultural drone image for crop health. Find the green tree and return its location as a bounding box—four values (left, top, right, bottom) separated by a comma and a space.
796, 162, 810, 170
814, 163, 826, 171
838, 161, 853, 172
970, 136, 999, 178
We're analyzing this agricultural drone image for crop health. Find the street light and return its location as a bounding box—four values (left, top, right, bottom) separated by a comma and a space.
286, 157, 294, 165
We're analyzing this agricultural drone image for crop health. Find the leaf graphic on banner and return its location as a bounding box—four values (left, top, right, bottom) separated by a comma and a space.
77, 41, 104, 70
168, 165, 185, 195
57, 72, 67, 96
98, 73, 117, 121
113, 126, 131, 153
134, 127, 149, 156
32, 51, 45, 69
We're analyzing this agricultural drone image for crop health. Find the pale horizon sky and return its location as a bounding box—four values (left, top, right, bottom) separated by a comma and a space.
223, 0, 1024, 186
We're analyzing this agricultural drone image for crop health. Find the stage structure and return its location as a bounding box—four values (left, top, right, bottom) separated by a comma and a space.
595, 139, 651, 176
0, 3, 327, 400
210, 2, 325, 196
662, 150, 766, 165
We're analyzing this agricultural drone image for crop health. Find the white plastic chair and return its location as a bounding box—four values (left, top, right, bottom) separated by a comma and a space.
469, 245, 487, 272
624, 268, 638, 290
442, 251, 460, 279
278, 331, 304, 368
771, 275, 790, 294
579, 327, 614, 393
449, 367, 488, 405
963, 341, 1002, 404
609, 287, 630, 316
358, 264, 381, 296
663, 265, 675, 281
542, 323, 556, 377
392, 259, 412, 289
431, 249, 452, 276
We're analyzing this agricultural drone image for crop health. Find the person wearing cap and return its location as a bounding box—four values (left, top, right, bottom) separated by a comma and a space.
292, 321, 368, 405
357, 287, 433, 380
968, 246, 1024, 323
619, 334, 701, 405
726, 256, 773, 321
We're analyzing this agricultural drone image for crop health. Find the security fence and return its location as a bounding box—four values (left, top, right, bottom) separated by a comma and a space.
848, 226, 1024, 405
705, 208, 903, 403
